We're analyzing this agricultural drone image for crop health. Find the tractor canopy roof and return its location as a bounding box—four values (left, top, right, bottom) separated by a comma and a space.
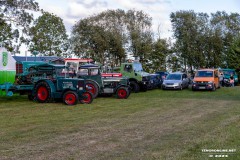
29, 63, 67, 71
79, 64, 99, 69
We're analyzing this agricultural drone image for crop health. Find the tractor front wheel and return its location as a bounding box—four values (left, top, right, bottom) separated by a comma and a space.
63, 91, 78, 105
116, 87, 129, 99
130, 81, 140, 93
80, 91, 93, 104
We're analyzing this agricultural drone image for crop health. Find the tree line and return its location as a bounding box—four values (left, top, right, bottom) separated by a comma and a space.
1, 0, 240, 72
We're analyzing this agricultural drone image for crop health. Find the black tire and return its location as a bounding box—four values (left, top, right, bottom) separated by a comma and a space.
179, 85, 183, 90
212, 85, 216, 91
79, 91, 93, 104
130, 81, 140, 93
34, 81, 52, 103
85, 81, 99, 98
63, 91, 78, 105
116, 87, 129, 99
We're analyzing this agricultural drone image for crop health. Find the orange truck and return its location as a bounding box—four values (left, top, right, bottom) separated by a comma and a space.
192, 69, 220, 91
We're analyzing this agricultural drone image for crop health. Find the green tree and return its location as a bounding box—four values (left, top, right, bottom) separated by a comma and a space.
226, 35, 240, 69
71, 9, 153, 66
0, 0, 39, 52
170, 11, 240, 70
170, 10, 200, 71
210, 11, 240, 68
126, 10, 153, 61
148, 38, 170, 72
29, 12, 68, 56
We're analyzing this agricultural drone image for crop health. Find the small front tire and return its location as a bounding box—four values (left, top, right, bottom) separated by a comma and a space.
116, 87, 129, 99
63, 91, 78, 105
79, 91, 93, 104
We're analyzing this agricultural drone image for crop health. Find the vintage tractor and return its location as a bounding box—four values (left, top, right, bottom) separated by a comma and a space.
29, 63, 94, 105
77, 64, 131, 99
4, 63, 93, 105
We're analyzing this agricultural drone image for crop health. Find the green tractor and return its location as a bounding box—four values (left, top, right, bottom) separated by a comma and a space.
27, 63, 93, 105
77, 64, 131, 99
119, 61, 150, 93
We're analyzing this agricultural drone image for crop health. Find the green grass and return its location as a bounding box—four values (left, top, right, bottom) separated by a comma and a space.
0, 87, 239, 160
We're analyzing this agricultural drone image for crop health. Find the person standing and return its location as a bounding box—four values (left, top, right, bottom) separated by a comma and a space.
230, 74, 234, 87
219, 72, 224, 86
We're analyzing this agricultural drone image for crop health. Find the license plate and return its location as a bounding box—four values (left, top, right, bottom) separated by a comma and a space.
199, 87, 205, 89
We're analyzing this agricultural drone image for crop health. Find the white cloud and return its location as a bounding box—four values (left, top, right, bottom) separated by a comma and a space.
35, 0, 173, 38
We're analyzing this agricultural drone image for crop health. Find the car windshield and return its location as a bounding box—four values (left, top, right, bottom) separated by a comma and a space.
196, 71, 213, 77
223, 70, 235, 76
133, 62, 143, 72
166, 74, 181, 80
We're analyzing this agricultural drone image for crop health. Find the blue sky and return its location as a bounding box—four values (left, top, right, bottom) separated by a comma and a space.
35, 0, 239, 39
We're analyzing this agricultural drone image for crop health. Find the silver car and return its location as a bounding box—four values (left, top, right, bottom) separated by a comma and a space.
162, 72, 189, 90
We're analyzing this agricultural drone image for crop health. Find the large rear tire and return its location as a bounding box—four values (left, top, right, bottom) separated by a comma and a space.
85, 81, 99, 98
63, 91, 78, 105
79, 91, 93, 104
130, 81, 140, 93
34, 81, 52, 103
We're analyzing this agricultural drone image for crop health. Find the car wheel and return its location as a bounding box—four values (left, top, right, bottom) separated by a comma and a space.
212, 85, 216, 91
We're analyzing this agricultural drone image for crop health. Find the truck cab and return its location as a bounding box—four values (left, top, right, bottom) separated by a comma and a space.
119, 61, 150, 92
192, 69, 220, 91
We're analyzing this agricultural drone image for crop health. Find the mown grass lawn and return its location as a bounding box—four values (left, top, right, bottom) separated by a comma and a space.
0, 87, 239, 160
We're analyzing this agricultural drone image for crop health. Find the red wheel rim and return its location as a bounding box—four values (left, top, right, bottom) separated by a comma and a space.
37, 86, 48, 101
65, 93, 76, 105
86, 83, 96, 95
118, 89, 127, 98
82, 92, 91, 103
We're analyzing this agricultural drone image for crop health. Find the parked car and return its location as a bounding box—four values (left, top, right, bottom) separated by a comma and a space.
220, 69, 238, 86
192, 69, 220, 91
155, 71, 169, 80
162, 72, 189, 90
148, 74, 162, 89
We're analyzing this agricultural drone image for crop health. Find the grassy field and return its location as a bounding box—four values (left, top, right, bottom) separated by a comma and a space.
0, 87, 239, 160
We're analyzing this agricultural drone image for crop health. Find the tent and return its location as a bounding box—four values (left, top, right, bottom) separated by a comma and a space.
0, 48, 16, 84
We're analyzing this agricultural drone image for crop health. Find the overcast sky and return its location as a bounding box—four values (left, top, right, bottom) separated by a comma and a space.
35, 0, 240, 39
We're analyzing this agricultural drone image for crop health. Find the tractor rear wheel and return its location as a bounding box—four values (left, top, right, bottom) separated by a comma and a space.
116, 87, 129, 99
63, 91, 78, 105
85, 81, 99, 98
79, 91, 93, 104
34, 81, 52, 103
